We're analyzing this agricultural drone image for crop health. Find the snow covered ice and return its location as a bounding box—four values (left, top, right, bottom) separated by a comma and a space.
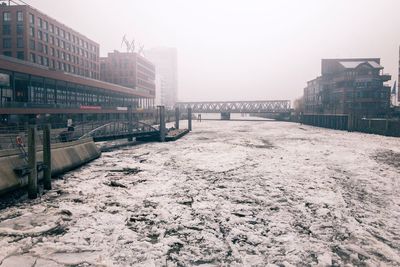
0, 119, 400, 266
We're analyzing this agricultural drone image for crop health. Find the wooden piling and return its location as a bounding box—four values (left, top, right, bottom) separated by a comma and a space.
28, 125, 37, 199
385, 119, 389, 136
175, 107, 180, 129
188, 107, 192, 131
347, 114, 353, 131
159, 106, 166, 142
43, 124, 52, 190
128, 105, 133, 141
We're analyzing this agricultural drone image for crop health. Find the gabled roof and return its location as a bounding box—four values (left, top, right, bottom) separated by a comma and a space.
338, 60, 383, 69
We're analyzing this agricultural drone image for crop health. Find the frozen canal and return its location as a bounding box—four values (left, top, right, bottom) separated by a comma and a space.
1, 119, 400, 266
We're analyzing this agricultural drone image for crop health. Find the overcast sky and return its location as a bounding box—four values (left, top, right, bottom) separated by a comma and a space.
29, 0, 400, 101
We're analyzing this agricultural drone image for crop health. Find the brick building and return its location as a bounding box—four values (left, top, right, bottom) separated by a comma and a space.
0, 2, 100, 79
100, 51, 155, 107
304, 58, 391, 117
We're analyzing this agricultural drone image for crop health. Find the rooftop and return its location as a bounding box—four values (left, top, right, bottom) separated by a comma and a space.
338, 60, 383, 69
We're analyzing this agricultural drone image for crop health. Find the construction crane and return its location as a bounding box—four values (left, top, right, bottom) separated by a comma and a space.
121, 35, 135, 53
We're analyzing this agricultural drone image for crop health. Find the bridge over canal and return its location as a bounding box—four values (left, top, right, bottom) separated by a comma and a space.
175, 100, 291, 120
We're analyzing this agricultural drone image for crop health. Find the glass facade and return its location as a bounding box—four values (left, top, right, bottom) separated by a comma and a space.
0, 68, 155, 110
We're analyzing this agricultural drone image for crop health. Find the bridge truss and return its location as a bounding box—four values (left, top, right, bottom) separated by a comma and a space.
176, 100, 291, 113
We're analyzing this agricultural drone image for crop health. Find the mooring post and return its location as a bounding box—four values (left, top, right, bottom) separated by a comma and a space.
159, 106, 166, 142
43, 124, 52, 190
128, 105, 133, 141
385, 119, 389, 136
188, 107, 192, 131
175, 107, 180, 129
155, 108, 159, 125
368, 118, 372, 133
28, 125, 38, 199
347, 114, 353, 131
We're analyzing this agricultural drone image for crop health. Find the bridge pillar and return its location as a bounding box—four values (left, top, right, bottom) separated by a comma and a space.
221, 112, 231, 120
188, 107, 192, 131
175, 107, 180, 129
158, 106, 166, 142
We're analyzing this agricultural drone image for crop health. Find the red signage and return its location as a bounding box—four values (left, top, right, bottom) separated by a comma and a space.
80, 105, 102, 110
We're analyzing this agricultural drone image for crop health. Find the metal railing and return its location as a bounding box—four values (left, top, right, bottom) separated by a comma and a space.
0, 107, 179, 150
0, 121, 81, 150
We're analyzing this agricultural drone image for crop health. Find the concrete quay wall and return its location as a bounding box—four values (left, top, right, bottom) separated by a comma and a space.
0, 138, 101, 196
299, 114, 400, 137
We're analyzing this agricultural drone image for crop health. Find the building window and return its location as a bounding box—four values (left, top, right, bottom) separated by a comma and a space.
3, 12, 11, 22
2, 24, 10, 35
16, 24, 24, 35
2, 38, 11, 49
38, 18, 42, 28
44, 33, 48, 43
44, 57, 49, 66
38, 42, 43, 52
50, 47, 55, 56
50, 24, 54, 33
30, 26, 34, 37
30, 52, 36, 63
3, 51, 11, 57
38, 30, 42, 40
29, 39, 35, 50
44, 21, 48, 30
56, 27, 60, 36
17, 51, 24, 60
29, 13, 34, 24
50, 35, 54, 44
17, 11, 23, 22
17, 37, 24, 48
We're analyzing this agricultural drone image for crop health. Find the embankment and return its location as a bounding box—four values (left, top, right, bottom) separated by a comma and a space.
0, 138, 100, 196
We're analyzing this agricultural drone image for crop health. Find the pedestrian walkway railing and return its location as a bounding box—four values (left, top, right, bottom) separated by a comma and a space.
0, 118, 164, 150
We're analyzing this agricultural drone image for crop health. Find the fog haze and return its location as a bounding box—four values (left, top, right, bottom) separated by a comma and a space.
30, 0, 400, 102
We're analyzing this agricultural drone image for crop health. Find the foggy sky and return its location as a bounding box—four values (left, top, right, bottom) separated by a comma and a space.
29, 0, 400, 102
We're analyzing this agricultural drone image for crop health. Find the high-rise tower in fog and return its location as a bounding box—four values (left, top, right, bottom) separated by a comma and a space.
145, 47, 177, 108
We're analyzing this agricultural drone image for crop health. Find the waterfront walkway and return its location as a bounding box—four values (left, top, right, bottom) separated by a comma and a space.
0, 119, 400, 266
